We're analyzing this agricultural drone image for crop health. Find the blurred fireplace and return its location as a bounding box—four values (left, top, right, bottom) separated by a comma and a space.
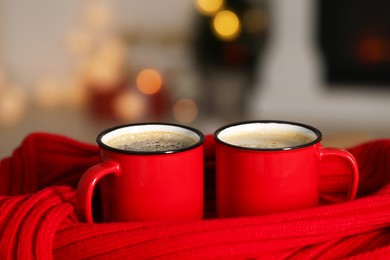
317, 0, 390, 88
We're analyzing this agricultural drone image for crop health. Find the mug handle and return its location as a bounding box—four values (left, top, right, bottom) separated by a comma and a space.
77, 160, 121, 223
319, 148, 359, 201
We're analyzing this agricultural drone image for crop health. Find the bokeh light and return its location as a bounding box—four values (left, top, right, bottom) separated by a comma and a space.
96, 37, 126, 68
136, 69, 162, 95
112, 89, 147, 122
84, 58, 122, 91
212, 10, 241, 41
84, 1, 113, 32
0, 86, 28, 127
64, 77, 88, 109
34, 77, 65, 109
66, 28, 93, 57
172, 98, 198, 123
195, 0, 224, 16
357, 37, 387, 64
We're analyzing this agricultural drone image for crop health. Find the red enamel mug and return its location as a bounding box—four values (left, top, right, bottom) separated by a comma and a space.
77, 123, 205, 222
214, 120, 359, 218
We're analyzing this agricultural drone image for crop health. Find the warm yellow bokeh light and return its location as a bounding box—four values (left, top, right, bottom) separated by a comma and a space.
136, 69, 162, 95
64, 77, 88, 109
0, 86, 28, 127
113, 89, 147, 122
173, 98, 198, 123
84, 1, 113, 32
66, 28, 93, 57
195, 0, 224, 16
85, 58, 122, 91
34, 78, 65, 109
212, 10, 241, 41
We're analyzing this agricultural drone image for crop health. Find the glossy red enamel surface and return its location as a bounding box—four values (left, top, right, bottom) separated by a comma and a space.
77, 124, 204, 223
215, 121, 359, 218
99, 145, 204, 222
216, 142, 321, 217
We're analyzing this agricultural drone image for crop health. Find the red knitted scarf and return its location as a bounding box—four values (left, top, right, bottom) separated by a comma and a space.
1, 133, 390, 259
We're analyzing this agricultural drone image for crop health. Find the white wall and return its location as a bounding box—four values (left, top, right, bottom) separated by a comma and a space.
0, 0, 82, 85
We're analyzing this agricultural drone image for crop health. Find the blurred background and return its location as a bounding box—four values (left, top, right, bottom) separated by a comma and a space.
1, 0, 390, 157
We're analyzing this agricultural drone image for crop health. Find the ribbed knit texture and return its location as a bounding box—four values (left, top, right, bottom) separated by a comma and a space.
1, 133, 390, 259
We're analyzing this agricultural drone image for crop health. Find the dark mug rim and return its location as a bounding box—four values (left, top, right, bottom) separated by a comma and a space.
214, 120, 322, 151
97, 122, 205, 155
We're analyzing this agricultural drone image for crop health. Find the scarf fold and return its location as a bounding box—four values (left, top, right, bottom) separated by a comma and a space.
1, 133, 390, 259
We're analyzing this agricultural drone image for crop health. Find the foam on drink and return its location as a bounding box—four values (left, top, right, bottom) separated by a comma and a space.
222, 130, 314, 149
106, 131, 196, 152
217, 122, 318, 149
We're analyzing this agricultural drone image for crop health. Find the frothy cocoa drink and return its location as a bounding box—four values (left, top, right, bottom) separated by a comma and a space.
222, 130, 315, 149
106, 131, 196, 152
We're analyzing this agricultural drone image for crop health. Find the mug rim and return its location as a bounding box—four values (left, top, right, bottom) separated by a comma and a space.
214, 120, 322, 151
97, 122, 205, 155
